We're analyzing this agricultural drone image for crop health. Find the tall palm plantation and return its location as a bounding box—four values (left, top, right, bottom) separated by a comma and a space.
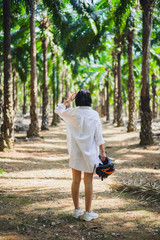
0, 0, 14, 150
0, 0, 160, 150
0, 2, 160, 239
40, 16, 50, 130
27, 0, 39, 137
126, 13, 135, 132
139, 0, 155, 145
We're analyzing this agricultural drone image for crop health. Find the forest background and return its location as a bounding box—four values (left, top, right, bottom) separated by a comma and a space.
0, 1, 160, 239
0, 0, 160, 151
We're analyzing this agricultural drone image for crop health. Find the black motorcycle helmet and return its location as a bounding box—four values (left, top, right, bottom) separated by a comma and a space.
96, 157, 115, 181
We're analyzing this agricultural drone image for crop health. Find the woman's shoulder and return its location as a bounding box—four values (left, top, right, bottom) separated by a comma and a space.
85, 108, 100, 121
65, 107, 77, 115
72, 106, 100, 120
91, 108, 100, 117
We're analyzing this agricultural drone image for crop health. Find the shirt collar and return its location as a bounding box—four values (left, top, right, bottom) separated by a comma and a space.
79, 106, 91, 109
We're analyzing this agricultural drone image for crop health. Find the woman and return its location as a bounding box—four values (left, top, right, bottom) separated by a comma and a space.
55, 89, 106, 221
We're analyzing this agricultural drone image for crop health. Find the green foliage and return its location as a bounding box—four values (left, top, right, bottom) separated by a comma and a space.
49, 46, 63, 105
43, 0, 109, 75
0, 170, 6, 175
113, 0, 136, 36
0, 0, 160, 120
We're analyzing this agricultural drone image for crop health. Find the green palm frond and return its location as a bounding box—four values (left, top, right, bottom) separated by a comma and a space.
96, 0, 112, 10
150, 48, 160, 64
11, 22, 30, 44
43, 0, 110, 74
114, 0, 136, 35
70, 0, 94, 15
43, 0, 72, 39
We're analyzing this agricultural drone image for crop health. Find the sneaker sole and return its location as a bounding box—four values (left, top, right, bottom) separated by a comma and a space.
83, 215, 98, 221
73, 213, 84, 219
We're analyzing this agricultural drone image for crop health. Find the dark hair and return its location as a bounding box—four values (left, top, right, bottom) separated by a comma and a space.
75, 89, 92, 107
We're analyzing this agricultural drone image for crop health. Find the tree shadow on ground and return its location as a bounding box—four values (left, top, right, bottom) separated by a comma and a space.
0, 158, 69, 173
0, 121, 160, 240
0, 192, 159, 240
0, 210, 159, 240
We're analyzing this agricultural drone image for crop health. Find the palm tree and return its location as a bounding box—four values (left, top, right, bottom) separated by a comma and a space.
112, 51, 118, 124
0, 55, 2, 119
100, 88, 105, 117
139, 0, 155, 145
0, 6, 2, 117
40, 16, 50, 130
151, 72, 158, 119
11, 11, 30, 114
22, 81, 27, 114
127, 29, 135, 131
50, 49, 60, 126
0, 0, 14, 150
12, 68, 17, 112
13, 44, 30, 115
116, 39, 124, 126
126, 13, 136, 132
27, 0, 39, 137
43, 0, 110, 74
113, 1, 129, 127
105, 79, 110, 121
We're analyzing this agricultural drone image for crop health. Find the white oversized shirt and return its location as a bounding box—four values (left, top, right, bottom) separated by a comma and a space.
55, 104, 105, 173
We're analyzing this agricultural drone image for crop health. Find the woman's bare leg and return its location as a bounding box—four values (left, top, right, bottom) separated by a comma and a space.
84, 172, 93, 212
71, 168, 81, 209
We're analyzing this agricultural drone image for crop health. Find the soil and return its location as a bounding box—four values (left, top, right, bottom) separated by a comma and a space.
0, 116, 160, 240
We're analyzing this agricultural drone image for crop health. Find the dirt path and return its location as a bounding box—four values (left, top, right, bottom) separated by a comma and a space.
0, 120, 160, 240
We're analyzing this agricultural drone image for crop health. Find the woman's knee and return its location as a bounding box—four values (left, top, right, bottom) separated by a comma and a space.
73, 177, 81, 185
72, 169, 81, 185
84, 172, 93, 186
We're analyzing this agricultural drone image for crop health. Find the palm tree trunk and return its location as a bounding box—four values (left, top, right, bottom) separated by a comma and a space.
127, 30, 135, 132
140, 0, 154, 145
105, 80, 110, 121
152, 72, 158, 119
41, 37, 49, 130
100, 89, 105, 117
117, 51, 124, 126
0, 0, 14, 150
65, 77, 69, 100
61, 67, 67, 102
56, 54, 61, 123
0, 55, 2, 119
27, 0, 39, 137
112, 52, 118, 124
22, 82, 27, 115
51, 94, 57, 126
51, 62, 58, 126
13, 69, 17, 112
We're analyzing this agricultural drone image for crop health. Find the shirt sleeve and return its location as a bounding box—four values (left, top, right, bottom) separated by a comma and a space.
55, 103, 75, 121
55, 103, 66, 115
94, 119, 105, 146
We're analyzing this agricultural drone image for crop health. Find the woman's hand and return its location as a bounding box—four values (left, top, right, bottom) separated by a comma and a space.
67, 92, 77, 103
64, 92, 77, 106
99, 144, 106, 162
100, 152, 106, 162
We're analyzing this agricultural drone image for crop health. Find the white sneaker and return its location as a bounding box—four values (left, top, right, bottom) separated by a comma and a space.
82, 210, 98, 221
73, 208, 84, 218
